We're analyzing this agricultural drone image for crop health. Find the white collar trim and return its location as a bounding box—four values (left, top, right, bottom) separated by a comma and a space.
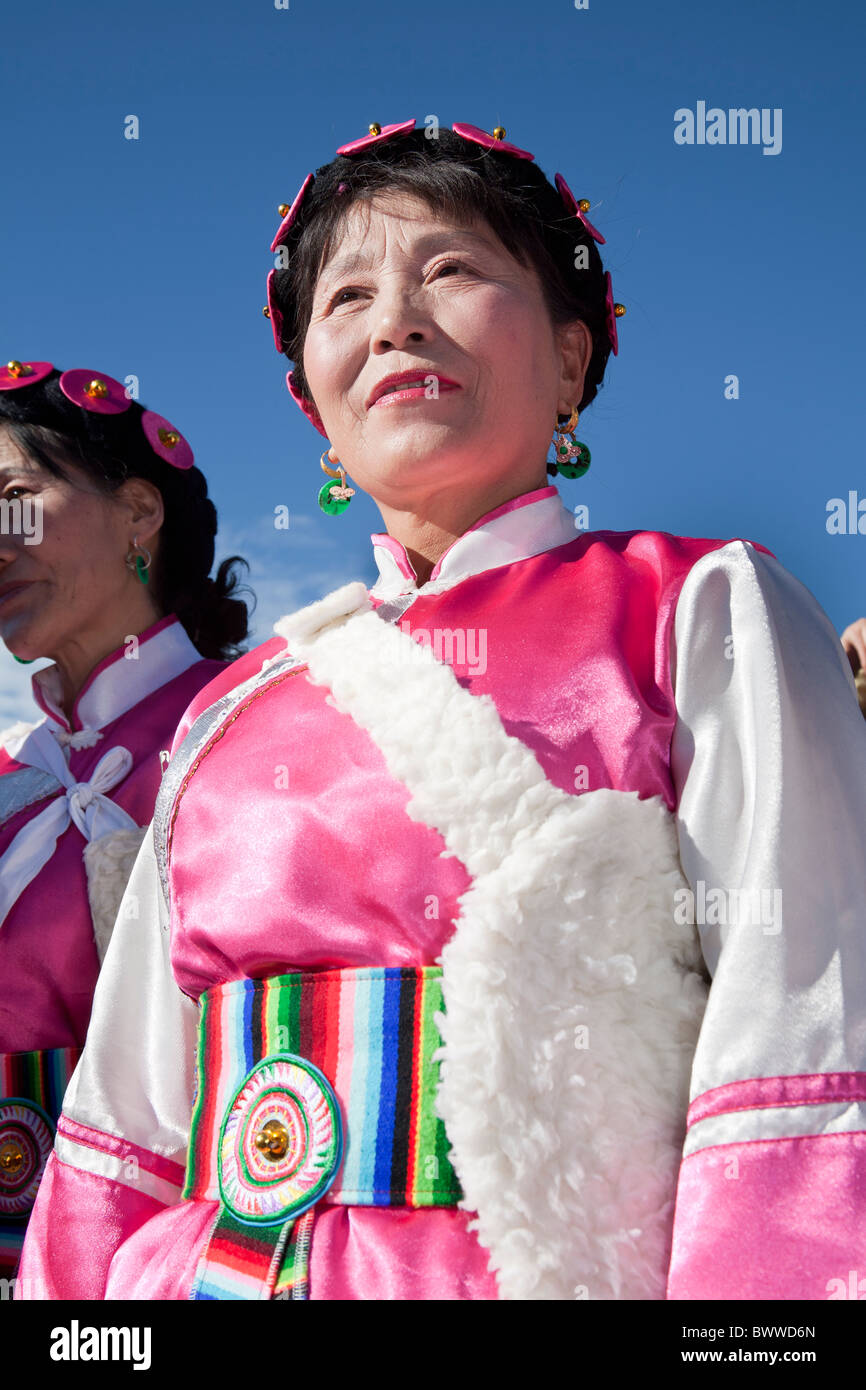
369, 485, 578, 600
32, 617, 202, 734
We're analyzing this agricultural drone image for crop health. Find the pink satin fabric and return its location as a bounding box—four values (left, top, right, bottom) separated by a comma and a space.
18, 1152, 167, 1301
171, 531, 739, 999
667, 1131, 866, 1299
0, 655, 224, 1053
21, 527, 782, 1300
104, 1194, 498, 1300
141, 528, 739, 1301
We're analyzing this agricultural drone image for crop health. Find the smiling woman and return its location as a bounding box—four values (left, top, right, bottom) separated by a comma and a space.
0, 363, 251, 1277
17, 120, 866, 1304
272, 126, 610, 582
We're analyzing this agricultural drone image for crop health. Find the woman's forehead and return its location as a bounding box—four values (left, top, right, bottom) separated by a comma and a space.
0, 429, 35, 471
317, 195, 500, 279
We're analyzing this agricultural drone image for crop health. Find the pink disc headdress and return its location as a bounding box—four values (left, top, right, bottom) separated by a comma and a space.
286, 371, 328, 439
554, 173, 606, 244
1, 359, 195, 468
336, 118, 417, 156
451, 122, 535, 160
270, 172, 315, 254
141, 410, 195, 468
58, 368, 132, 415
604, 271, 620, 356
265, 270, 284, 352
0, 360, 54, 391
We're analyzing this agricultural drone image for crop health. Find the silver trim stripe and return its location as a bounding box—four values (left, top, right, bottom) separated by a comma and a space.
0, 766, 63, 829
152, 651, 307, 910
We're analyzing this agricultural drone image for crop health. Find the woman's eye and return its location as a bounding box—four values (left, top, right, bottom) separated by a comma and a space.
327, 262, 471, 309
3, 485, 29, 500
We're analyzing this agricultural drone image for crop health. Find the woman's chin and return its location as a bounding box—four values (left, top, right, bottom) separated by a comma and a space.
365, 418, 471, 463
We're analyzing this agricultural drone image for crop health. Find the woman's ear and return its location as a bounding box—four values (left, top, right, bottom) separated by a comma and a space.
556, 319, 593, 415
115, 477, 165, 548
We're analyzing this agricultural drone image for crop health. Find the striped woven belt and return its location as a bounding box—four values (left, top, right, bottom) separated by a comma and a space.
186, 967, 462, 1300
0, 1046, 82, 1274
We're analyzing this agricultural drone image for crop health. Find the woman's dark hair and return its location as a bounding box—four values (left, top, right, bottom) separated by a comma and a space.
272, 126, 613, 418
0, 371, 251, 660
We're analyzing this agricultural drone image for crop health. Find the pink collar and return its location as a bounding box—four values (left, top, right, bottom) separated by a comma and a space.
31, 615, 202, 734
370, 484, 577, 597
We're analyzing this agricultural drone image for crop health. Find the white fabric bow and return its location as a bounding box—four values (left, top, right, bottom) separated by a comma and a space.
0, 719, 139, 926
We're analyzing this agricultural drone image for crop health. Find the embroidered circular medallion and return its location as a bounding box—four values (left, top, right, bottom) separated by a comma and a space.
0, 1099, 54, 1218
218, 1055, 342, 1226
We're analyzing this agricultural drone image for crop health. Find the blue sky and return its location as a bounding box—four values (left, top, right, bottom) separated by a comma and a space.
2, 0, 864, 722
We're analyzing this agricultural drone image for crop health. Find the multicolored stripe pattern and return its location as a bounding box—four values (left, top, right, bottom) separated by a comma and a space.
0, 1046, 82, 1124
186, 967, 462, 1300
185, 967, 461, 1209
0, 1046, 81, 1274
190, 1207, 314, 1301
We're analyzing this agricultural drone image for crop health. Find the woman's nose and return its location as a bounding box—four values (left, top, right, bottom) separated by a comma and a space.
370, 281, 433, 352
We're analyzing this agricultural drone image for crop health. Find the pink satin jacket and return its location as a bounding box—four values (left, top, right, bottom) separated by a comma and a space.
17, 486, 866, 1300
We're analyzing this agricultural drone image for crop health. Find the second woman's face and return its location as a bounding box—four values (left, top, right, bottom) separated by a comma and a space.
0, 432, 151, 661
302, 193, 578, 512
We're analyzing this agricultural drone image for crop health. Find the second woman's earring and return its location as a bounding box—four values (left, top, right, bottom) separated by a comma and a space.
549, 407, 591, 479
318, 450, 356, 516
125, 536, 152, 586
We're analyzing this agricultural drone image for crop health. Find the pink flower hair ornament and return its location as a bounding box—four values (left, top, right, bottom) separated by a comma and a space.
0, 360, 54, 390
286, 370, 328, 439
270, 173, 315, 255
58, 368, 132, 415
0, 360, 196, 468
605, 271, 624, 357
270, 120, 623, 426
554, 173, 606, 245
451, 122, 534, 160
264, 270, 284, 352
336, 118, 417, 157
140, 411, 195, 469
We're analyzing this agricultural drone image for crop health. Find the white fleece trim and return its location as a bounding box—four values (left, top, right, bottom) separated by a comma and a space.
274, 581, 371, 647
282, 586, 708, 1301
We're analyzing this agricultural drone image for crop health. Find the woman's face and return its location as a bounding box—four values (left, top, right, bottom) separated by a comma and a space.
302, 193, 591, 513
0, 429, 161, 661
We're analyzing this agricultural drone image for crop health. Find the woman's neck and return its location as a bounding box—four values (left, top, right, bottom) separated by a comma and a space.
47, 597, 164, 721
376, 473, 549, 587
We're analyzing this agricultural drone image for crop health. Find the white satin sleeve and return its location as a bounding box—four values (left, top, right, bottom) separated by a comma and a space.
670, 538, 866, 1100
17, 824, 197, 1297
60, 822, 197, 1168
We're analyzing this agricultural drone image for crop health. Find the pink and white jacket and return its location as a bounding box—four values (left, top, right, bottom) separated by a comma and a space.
0, 616, 225, 1275
17, 485, 866, 1300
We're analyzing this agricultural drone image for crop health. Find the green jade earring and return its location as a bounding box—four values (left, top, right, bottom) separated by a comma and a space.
548, 406, 591, 479
318, 451, 356, 516
126, 538, 152, 585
